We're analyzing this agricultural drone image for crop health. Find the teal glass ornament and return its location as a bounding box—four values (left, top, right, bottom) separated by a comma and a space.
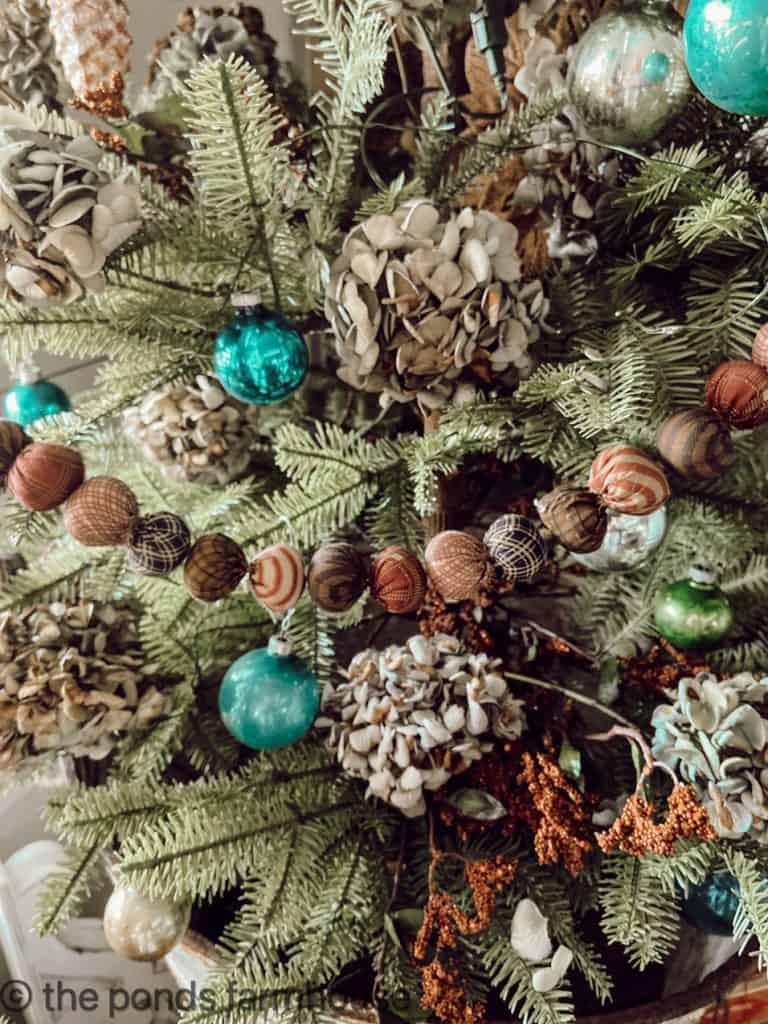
681, 871, 739, 936
684, 0, 768, 116
566, 0, 692, 147
654, 562, 734, 651
572, 506, 667, 572
213, 295, 308, 405
218, 636, 319, 750
2, 378, 70, 427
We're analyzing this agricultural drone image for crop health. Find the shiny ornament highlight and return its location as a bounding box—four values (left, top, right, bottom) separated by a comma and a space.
681, 871, 739, 936
213, 297, 308, 405
103, 883, 190, 962
3, 378, 70, 427
566, 0, 691, 147
218, 636, 320, 749
572, 506, 667, 573
654, 562, 734, 651
684, 0, 768, 116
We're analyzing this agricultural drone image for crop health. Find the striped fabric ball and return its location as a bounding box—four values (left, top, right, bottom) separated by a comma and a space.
63, 476, 139, 546
537, 484, 607, 553
128, 513, 192, 576
249, 543, 305, 613
424, 531, 490, 602
484, 514, 546, 582
307, 543, 369, 614
656, 408, 735, 481
370, 546, 427, 614
184, 533, 247, 602
588, 445, 670, 516
705, 360, 768, 429
7, 442, 85, 511
753, 324, 768, 369
0, 420, 30, 485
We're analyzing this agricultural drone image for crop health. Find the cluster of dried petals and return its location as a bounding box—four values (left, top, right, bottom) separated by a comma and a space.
0, 601, 167, 771
325, 201, 549, 413
597, 784, 714, 857
317, 633, 526, 817
124, 375, 261, 485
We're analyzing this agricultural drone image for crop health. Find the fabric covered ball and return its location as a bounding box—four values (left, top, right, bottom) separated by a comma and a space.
484, 514, 546, 582
705, 360, 768, 429
370, 546, 427, 614
424, 531, 490, 603
656, 408, 735, 481
588, 444, 670, 516
63, 476, 139, 546
184, 533, 247, 602
753, 324, 768, 370
249, 543, 305, 613
537, 484, 607, 553
0, 420, 30, 486
128, 512, 192, 576
307, 543, 369, 614
7, 442, 84, 511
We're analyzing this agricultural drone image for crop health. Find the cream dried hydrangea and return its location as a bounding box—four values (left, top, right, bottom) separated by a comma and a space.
316, 632, 526, 817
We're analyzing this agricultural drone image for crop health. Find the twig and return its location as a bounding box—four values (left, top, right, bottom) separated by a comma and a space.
504, 671, 637, 730
587, 724, 678, 788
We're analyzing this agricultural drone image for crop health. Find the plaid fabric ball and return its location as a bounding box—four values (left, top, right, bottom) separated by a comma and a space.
705, 360, 768, 429
128, 512, 192, 577
184, 532, 247, 602
537, 484, 607, 553
484, 514, 545, 582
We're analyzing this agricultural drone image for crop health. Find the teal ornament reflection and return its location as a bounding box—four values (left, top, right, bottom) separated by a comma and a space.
684, 0, 768, 116
218, 644, 319, 750
566, 1, 692, 146
571, 506, 667, 573
2, 379, 70, 427
214, 303, 308, 405
681, 872, 739, 936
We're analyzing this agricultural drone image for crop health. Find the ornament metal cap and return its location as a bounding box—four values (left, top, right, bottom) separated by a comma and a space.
231, 291, 263, 308
268, 633, 293, 657
688, 561, 717, 586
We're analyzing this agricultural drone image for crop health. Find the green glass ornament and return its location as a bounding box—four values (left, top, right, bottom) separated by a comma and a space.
2, 378, 70, 427
218, 635, 319, 750
654, 562, 734, 651
681, 871, 739, 936
566, 0, 692, 147
684, 0, 768, 116
213, 294, 308, 405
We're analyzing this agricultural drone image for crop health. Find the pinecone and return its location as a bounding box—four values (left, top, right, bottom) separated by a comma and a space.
123, 376, 261, 486
0, 601, 168, 772
0, 0, 66, 106
46, 0, 131, 96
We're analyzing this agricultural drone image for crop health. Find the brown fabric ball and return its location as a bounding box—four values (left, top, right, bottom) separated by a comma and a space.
64, 476, 139, 546
753, 324, 768, 370
656, 408, 735, 481
424, 531, 490, 603
484, 514, 546, 582
537, 484, 607, 553
705, 360, 768, 429
0, 420, 30, 485
307, 543, 369, 614
128, 513, 191, 576
7, 442, 84, 511
184, 533, 247, 602
249, 544, 304, 613
370, 546, 427, 614
588, 444, 670, 516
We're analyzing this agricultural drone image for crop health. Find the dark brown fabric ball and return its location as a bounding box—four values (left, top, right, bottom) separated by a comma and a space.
307, 543, 369, 613
128, 513, 192, 576
184, 533, 247, 602
7, 442, 84, 511
656, 408, 735, 481
484, 514, 546, 582
538, 484, 607, 553
0, 420, 30, 486
64, 476, 139, 546
370, 546, 426, 614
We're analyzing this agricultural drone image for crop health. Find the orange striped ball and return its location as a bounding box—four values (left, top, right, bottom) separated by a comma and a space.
656, 408, 735, 481
705, 360, 768, 429
64, 476, 139, 546
588, 444, 669, 516
184, 533, 247, 602
753, 324, 768, 370
424, 531, 490, 603
371, 546, 427, 614
249, 543, 305, 613
7, 442, 85, 511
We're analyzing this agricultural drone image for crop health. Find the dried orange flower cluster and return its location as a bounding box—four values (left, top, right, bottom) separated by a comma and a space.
419, 582, 501, 655
516, 751, 594, 875
71, 70, 129, 119
619, 641, 710, 693
597, 784, 715, 856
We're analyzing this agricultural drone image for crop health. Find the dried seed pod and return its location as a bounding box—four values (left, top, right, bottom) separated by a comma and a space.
7, 441, 84, 511
588, 444, 670, 516
537, 484, 607, 553
656, 408, 735, 481
484, 514, 546, 582
307, 543, 369, 613
370, 546, 427, 614
249, 543, 305, 613
128, 512, 192, 577
705, 359, 768, 429
184, 533, 247, 602
424, 531, 490, 603
63, 475, 139, 546
0, 420, 30, 485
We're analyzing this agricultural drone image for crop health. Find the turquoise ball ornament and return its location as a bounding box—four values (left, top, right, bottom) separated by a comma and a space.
681, 872, 739, 936
684, 0, 768, 116
3, 378, 70, 427
654, 562, 734, 651
218, 636, 320, 750
213, 295, 308, 405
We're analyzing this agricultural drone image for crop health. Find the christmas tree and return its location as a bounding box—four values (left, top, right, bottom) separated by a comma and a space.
2, 1, 768, 1023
